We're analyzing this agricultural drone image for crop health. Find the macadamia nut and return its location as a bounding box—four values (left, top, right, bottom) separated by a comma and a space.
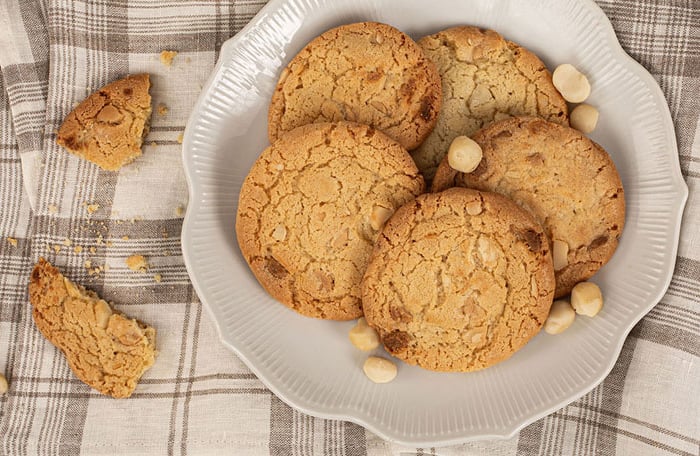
271, 224, 287, 241
465, 200, 483, 216
571, 281, 603, 317
349, 317, 380, 351
544, 300, 576, 335
552, 239, 569, 271
553, 64, 591, 103
570, 104, 599, 133
447, 136, 483, 173
0, 374, 8, 394
363, 356, 397, 383
370, 205, 393, 231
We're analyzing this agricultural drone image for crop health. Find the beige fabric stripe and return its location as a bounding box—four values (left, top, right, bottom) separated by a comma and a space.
180, 290, 203, 456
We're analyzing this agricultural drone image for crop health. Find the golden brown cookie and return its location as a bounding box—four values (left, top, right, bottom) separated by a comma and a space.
268, 22, 442, 151
29, 258, 157, 398
413, 26, 568, 179
56, 74, 152, 170
432, 117, 625, 297
362, 188, 555, 372
237, 122, 425, 320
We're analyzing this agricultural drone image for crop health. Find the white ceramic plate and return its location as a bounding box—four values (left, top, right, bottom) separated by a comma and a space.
181, 0, 688, 446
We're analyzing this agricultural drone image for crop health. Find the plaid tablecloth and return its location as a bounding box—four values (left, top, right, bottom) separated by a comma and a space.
0, 0, 698, 454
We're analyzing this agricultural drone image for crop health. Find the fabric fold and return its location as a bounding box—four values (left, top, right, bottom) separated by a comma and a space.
0, 0, 49, 210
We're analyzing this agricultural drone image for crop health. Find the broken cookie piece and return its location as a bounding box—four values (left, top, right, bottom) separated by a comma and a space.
56, 74, 152, 171
28, 258, 157, 398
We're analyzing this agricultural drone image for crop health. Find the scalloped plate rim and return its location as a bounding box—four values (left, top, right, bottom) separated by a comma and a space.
181, 0, 689, 446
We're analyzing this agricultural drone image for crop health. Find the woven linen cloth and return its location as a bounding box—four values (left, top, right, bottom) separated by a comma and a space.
0, 0, 698, 454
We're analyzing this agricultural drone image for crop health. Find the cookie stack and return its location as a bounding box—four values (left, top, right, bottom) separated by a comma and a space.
236, 22, 625, 373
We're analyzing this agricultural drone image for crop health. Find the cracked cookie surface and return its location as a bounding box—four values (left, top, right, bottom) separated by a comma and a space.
268, 22, 442, 151
362, 188, 554, 372
413, 26, 568, 179
56, 73, 152, 170
237, 122, 425, 320
29, 258, 157, 398
432, 117, 625, 297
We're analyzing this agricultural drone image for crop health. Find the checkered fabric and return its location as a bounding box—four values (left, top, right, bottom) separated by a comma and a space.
0, 0, 697, 454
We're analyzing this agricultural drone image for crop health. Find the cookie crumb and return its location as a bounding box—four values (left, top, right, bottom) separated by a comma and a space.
84, 260, 92, 269
126, 254, 149, 272
160, 50, 178, 67
89, 246, 96, 254
6, 237, 18, 247
0, 374, 8, 394
175, 205, 185, 217
62, 238, 72, 247
74, 245, 83, 253
151, 141, 157, 147
157, 103, 169, 116
83, 202, 100, 214
122, 235, 130, 240
154, 274, 162, 283
53, 245, 62, 254
48, 205, 58, 214
177, 132, 184, 144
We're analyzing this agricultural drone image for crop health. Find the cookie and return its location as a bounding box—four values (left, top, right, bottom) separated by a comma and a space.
236, 122, 425, 320
412, 26, 568, 179
267, 22, 442, 151
432, 117, 625, 297
361, 187, 555, 372
29, 258, 157, 398
56, 73, 152, 171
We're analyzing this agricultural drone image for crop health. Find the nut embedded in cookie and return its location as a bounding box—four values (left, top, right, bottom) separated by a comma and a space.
56, 74, 152, 171
28, 258, 157, 398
